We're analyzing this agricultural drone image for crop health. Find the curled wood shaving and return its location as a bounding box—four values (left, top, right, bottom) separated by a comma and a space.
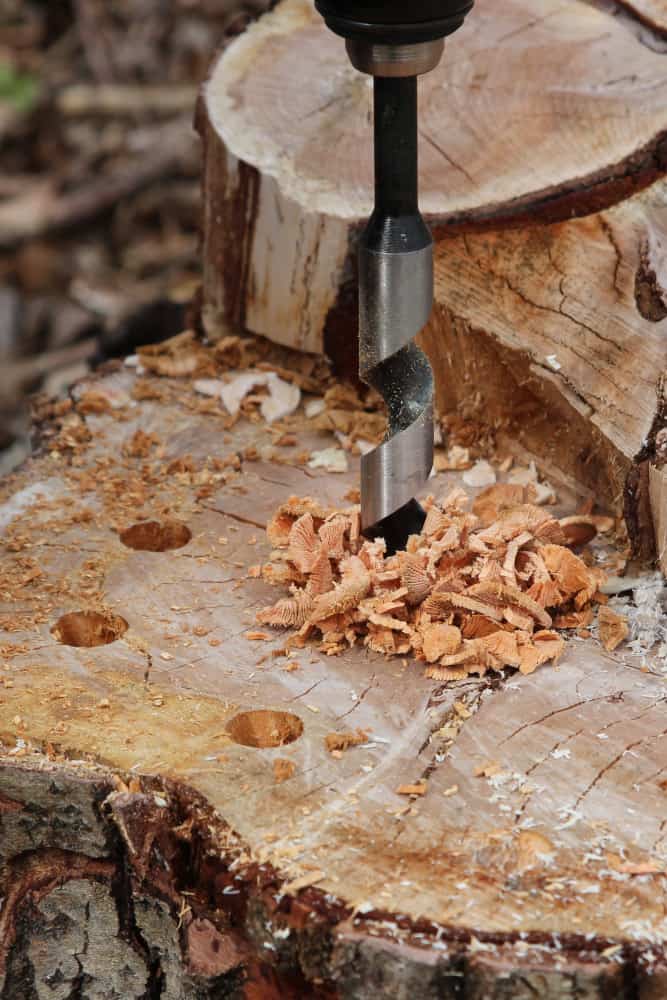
606, 852, 664, 875
421, 624, 462, 662
309, 573, 371, 623
267, 496, 330, 548
472, 483, 531, 526
288, 513, 320, 573
424, 666, 469, 681
319, 516, 348, 560
257, 589, 313, 628
307, 549, 334, 597
467, 581, 553, 628
259, 488, 610, 680
400, 553, 432, 606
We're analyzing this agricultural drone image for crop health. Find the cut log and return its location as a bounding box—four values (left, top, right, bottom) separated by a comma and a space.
0, 360, 665, 993
198, 0, 667, 558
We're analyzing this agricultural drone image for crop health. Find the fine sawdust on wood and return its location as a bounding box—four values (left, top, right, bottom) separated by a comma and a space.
258, 485, 619, 678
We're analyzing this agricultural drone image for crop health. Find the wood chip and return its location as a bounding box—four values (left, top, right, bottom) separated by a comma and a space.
598, 606, 630, 652
474, 761, 501, 778
325, 729, 369, 753
396, 781, 427, 796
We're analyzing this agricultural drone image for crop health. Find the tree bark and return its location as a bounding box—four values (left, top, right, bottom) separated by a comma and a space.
198, 0, 667, 561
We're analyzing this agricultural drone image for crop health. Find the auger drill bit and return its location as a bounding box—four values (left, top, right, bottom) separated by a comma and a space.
315, 1, 473, 554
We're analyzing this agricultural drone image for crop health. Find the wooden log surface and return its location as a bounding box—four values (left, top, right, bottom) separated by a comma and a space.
198, 0, 667, 561
0, 359, 666, 995
619, 0, 667, 33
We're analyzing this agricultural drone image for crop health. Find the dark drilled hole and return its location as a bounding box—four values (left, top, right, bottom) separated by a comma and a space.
119, 520, 191, 552
227, 710, 304, 748
51, 611, 128, 648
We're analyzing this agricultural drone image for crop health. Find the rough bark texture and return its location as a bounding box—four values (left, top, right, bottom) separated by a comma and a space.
198, 0, 667, 559
0, 364, 665, 995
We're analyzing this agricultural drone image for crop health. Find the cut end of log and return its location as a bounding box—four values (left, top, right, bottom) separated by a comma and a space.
198, 0, 667, 560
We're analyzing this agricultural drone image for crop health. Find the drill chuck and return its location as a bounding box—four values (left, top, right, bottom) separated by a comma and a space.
315, 1, 473, 44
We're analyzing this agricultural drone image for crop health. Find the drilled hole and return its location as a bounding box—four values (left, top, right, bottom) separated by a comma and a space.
227, 710, 303, 749
560, 521, 597, 548
52, 611, 128, 648
119, 520, 192, 552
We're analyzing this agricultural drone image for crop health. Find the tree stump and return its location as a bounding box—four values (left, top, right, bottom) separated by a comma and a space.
198, 0, 667, 563
0, 360, 665, 996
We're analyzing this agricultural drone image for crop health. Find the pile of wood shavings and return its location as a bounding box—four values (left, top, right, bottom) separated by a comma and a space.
257, 485, 616, 679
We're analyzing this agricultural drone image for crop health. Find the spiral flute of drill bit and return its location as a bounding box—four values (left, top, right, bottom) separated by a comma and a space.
359, 76, 434, 551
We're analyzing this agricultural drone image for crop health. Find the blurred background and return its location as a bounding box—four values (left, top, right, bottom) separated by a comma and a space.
0, 0, 272, 474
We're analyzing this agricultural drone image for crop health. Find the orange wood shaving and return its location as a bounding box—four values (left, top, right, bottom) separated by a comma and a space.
258, 489, 609, 681
325, 729, 369, 753
396, 782, 427, 796
598, 606, 630, 652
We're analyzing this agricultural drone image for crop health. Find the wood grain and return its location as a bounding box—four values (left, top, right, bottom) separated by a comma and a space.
0, 366, 665, 992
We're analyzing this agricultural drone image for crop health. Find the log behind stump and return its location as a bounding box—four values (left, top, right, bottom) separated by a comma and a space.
198, 0, 667, 558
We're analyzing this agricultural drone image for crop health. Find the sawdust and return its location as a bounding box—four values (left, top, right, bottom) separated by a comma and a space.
258, 488, 613, 678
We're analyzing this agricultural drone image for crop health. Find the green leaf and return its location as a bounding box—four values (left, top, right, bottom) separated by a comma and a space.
0, 63, 40, 113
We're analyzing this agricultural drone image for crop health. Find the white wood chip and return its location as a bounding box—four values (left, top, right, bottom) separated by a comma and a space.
462, 459, 497, 488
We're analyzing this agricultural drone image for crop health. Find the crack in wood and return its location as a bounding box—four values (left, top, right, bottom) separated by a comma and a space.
289, 679, 324, 702
599, 217, 625, 298
335, 677, 375, 720
525, 727, 585, 776
419, 130, 475, 184
591, 695, 667, 738
499, 694, 624, 745
199, 503, 265, 530
495, 7, 571, 44
574, 726, 667, 808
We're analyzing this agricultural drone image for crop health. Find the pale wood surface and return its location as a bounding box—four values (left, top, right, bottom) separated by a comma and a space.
1, 366, 665, 961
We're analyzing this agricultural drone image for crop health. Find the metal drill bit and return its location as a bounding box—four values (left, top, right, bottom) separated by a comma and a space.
359, 74, 434, 553
314, 2, 474, 552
